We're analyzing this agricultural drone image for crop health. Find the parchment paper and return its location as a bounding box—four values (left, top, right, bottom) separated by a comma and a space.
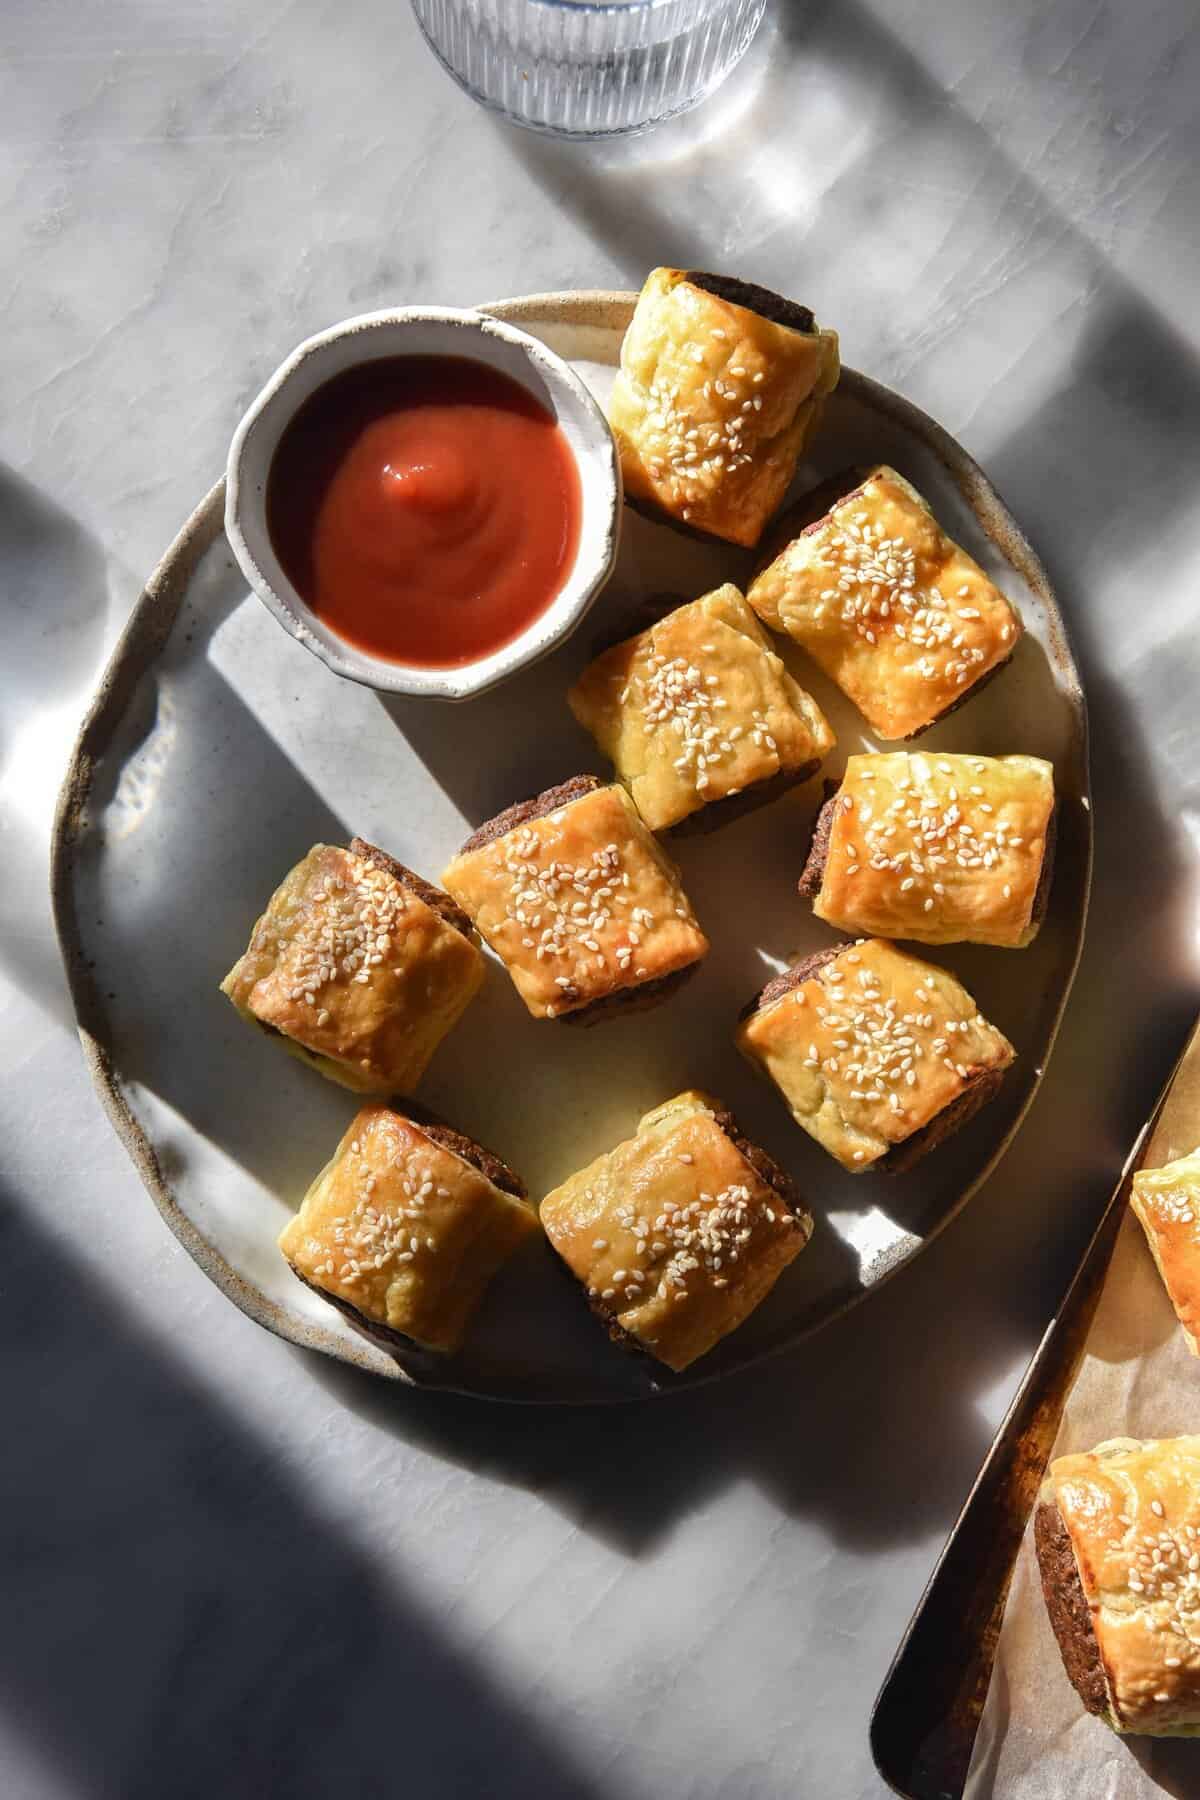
966, 1016, 1200, 1798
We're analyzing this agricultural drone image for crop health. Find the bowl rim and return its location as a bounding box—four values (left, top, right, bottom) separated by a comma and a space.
224, 304, 622, 700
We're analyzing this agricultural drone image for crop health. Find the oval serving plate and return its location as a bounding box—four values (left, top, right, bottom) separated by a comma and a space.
51, 290, 1092, 1403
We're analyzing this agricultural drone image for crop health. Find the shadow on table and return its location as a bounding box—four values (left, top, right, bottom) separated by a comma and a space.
1130, 1735, 1200, 1796
0, 1184, 605, 1800
0, 464, 113, 1031
299, 1203, 1040, 1564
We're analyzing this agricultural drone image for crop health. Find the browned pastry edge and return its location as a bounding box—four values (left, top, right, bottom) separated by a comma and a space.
557, 961, 700, 1028
458, 775, 602, 855
754, 466, 874, 571
291, 1266, 438, 1358
895, 653, 1018, 740
708, 1104, 808, 1222
348, 836, 473, 939
668, 760, 822, 838
798, 786, 1058, 928
567, 1103, 809, 1365
684, 270, 816, 337
1034, 1498, 1110, 1718
738, 942, 847, 1021
1032, 800, 1058, 926
875, 1066, 1007, 1174
395, 1101, 528, 1202
619, 489, 751, 548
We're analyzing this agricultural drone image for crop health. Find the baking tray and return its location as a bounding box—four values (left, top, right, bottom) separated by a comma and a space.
869, 1011, 1200, 1799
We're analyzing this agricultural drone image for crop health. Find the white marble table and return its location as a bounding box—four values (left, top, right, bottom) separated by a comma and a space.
4, 3, 1199, 1795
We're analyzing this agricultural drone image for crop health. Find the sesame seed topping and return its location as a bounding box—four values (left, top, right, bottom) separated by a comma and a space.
633, 647, 779, 800
837, 758, 1039, 923
274, 851, 411, 1016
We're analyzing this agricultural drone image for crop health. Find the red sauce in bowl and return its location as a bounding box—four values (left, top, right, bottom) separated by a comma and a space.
266, 355, 582, 669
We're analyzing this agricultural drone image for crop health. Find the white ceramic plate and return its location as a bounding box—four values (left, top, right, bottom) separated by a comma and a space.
52, 291, 1091, 1402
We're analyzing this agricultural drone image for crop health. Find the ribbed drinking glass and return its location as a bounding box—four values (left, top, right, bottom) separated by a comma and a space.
410, 0, 768, 138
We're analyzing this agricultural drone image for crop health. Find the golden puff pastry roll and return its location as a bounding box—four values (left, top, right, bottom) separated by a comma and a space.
1036, 1436, 1200, 1736
567, 583, 834, 834
1132, 1153, 1200, 1355
441, 775, 708, 1023
540, 1090, 812, 1372
221, 837, 485, 1094
799, 752, 1056, 948
608, 268, 840, 548
747, 465, 1022, 740
280, 1104, 539, 1354
737, 938, 1014, 1173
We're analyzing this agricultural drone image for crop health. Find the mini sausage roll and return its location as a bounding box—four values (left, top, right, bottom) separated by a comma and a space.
221, 838, 485, 1093
608, 268, 840, 548
736, 938, 1015, 1173
441, 776, 708, 1023
799, 752, 1056, 948
540, 1090, 812, 1372
279, 1103, 539, 1354
747, 466, 1022, 739
1132, 1153, 1200, 1354
1036, 1436, 1200, 1735
567, 583, 835, 833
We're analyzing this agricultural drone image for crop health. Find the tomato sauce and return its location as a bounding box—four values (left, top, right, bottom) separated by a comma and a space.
267, 355, 582, 669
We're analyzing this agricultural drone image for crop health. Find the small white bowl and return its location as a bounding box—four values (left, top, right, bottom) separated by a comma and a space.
225, 307, 622, 700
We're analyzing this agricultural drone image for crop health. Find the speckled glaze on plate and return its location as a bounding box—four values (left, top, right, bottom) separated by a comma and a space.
51, 291, 1092, 1403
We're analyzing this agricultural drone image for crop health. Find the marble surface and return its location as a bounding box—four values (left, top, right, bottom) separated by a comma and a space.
3, 2, 1199, 1795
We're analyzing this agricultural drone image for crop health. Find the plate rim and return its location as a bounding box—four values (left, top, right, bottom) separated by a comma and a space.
49, 288, 1094, 1404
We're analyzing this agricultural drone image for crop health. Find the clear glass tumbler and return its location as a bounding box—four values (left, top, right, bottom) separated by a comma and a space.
409, 0, 768, 138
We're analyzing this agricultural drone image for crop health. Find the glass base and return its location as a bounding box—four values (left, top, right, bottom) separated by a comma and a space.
409, 0, 767, 139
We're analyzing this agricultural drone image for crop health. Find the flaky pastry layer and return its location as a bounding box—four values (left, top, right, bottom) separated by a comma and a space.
747, 465, 1022, 739
540, 1090, 811, 1371
608, 268, 839, 548
568, 583, 834, 831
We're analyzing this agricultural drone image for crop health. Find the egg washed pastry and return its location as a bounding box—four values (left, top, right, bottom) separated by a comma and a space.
279, 1103, 539, 1354
608, 268, 840, 548
221, 838, 485, 1093
540, 1090, 813, 1372
799, 752, 1056, 948
441, 776, 708, 1023
737, 938, 1014, 1173
1036, 1436, 1200, 1736
1131, 1152, 1200, 1355
747, 465, 1023, 739
567, 583, 835, 834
